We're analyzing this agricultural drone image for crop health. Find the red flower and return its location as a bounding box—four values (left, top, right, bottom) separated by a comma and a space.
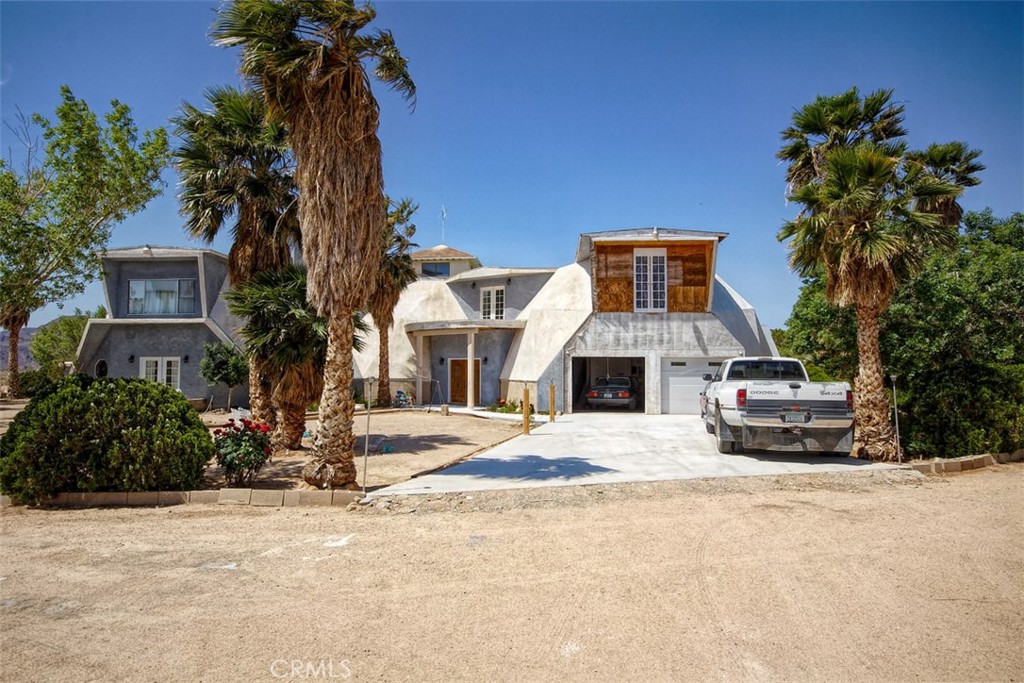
263, 447, 271, 454
259, 424, 270, 433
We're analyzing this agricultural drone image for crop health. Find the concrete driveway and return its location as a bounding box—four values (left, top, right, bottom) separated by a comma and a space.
372, 412, 900, 496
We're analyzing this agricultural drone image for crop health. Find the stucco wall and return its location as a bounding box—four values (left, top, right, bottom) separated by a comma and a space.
78, 322, 249, 408
106, 259, 202, 319
202, 254, 230, 319
446, 272, 555, 320
429, 330, 513, 406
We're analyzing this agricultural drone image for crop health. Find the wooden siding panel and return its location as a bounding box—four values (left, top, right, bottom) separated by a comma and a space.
594, 241, 714, 313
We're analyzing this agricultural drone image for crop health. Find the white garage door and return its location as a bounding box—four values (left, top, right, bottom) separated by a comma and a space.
661, 358, 719, 414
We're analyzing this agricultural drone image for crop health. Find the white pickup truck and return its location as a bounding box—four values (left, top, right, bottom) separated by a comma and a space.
701, 357, 854, 455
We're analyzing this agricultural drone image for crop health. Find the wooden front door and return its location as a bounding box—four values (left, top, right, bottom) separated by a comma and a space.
449, 359, 481, 404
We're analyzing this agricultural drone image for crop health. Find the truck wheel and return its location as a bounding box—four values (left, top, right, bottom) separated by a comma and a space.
715, 414, 733, 454
715, 414, 746, 453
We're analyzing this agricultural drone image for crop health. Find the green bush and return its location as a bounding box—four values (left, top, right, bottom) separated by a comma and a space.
0, 377, 215, 503
15, 369, 57, 398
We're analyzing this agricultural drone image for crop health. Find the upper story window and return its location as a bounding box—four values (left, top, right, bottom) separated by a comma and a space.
634, 248, 667, 312
480, 286, 505, 320
421, 262, 450, 278
129, 279, 196, 316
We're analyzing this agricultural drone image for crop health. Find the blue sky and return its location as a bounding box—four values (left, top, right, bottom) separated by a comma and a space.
3, 1, 1022, 329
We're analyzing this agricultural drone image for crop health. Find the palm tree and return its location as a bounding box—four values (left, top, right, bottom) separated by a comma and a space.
213, 0, 415, 489
226, 266, 369, 450
370, 197, 417, 406
172, 85, 298, 425
778, 88, 982, 461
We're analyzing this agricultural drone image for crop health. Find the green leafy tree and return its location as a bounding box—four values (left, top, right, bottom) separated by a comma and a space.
781, 210, 1022, 458
0, 86, 169, 396
29, 306, 106, 379
199, 342, 250, 409
777, 87, 982, 461
214, 0, 415, 489
226, 266, 368, 450
172, 85, 298, 425
369, 197, 417, 406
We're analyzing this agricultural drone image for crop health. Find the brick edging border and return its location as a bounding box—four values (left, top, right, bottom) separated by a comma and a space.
909, 449, 1023, 474
0, 488, 363, 509
3, 449, 1021, 509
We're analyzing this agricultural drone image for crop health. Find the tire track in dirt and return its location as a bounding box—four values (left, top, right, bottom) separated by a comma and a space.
755, 503, 873, 679
692, 517, 752, 680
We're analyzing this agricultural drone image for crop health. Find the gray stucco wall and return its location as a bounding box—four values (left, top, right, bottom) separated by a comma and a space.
202, 254, 229, 318
447, 273, 555, 320
106, 259, 203, 319
429, 330, 515, 406
78, 322, 249, 408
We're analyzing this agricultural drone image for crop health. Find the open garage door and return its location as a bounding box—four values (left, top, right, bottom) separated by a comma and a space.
571, 356, 644, 412
661, 358, 721, 414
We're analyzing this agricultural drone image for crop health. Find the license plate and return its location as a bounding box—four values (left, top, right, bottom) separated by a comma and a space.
602, 393, 614, 398
784, 413, 808, 424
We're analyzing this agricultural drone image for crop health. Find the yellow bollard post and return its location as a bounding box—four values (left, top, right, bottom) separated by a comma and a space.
523, 386, 530, 435
549, 382, 555, 423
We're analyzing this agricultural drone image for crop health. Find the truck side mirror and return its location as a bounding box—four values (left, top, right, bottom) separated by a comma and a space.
702, 374, 713, 381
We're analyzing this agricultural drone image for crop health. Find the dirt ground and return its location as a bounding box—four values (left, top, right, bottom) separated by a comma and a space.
201, 409, 522, 490
2, 403, 521, 491
2, 465, 1022, 682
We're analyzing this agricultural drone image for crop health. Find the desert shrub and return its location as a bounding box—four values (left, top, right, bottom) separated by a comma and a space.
15, 369, 56, 398
0, 377, 215, 503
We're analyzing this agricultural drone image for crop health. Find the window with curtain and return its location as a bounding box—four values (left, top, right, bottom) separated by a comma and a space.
128, 280, 196, 315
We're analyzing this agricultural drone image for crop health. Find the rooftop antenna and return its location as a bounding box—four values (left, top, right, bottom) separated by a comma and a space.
439, 204, 448, 244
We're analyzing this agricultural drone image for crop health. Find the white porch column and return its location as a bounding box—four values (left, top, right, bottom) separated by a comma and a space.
467, 330, 476, 409
415, 333, 425, 405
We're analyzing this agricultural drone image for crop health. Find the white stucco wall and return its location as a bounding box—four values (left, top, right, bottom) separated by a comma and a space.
353, 279, 466, 381
503, 263, 592, 382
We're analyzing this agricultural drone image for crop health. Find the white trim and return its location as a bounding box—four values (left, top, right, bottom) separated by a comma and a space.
204, 318, 237, 346
197, 254, 209, 318
480, 285, 505, 320
633, 248, 667, 313
140, 356, 181, 391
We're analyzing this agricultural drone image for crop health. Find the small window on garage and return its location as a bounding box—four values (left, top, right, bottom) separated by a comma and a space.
671, 361, 687, 367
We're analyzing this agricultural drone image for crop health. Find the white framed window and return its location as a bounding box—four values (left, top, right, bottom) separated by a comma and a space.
480, 286, 505, 320
634, 248, 667, 312
128, 279, 196, 316
140, 357, 181, 391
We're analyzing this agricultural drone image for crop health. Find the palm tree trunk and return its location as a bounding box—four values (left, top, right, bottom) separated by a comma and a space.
274, 404, 307, 451
376, 323, 391, 406
303, 313, 358, 489
852, 303, 896, 461
248, 357, 275, 427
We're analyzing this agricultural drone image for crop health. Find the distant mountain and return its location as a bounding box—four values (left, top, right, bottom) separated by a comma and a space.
0, 328, 40, 372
